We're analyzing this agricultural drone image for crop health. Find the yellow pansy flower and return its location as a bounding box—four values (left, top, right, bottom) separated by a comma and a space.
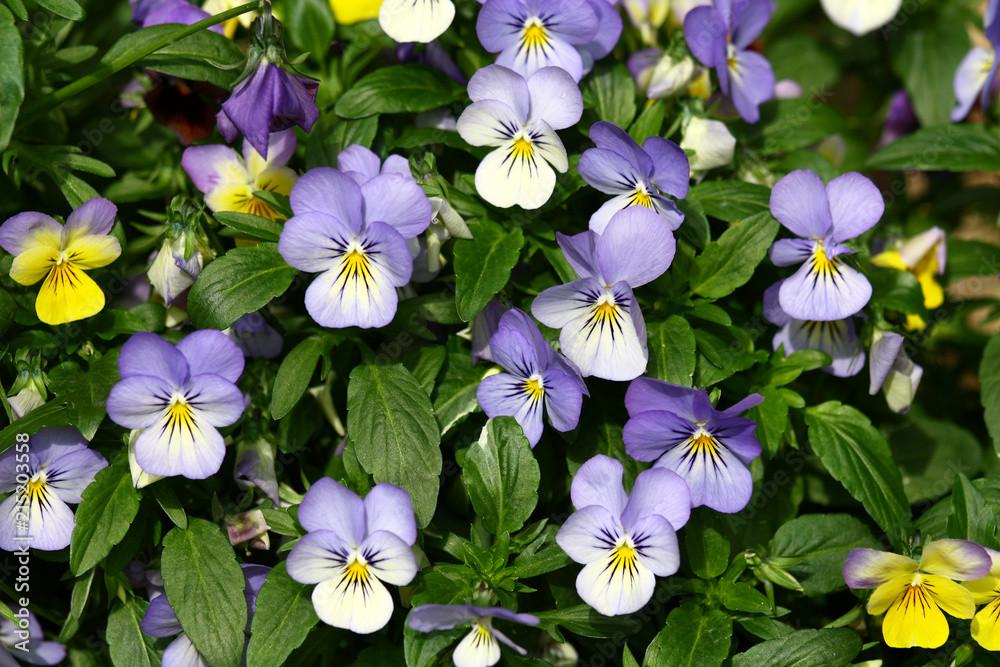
871, 227, 946, 331
843, 539, 992, 649
202, 0, 257, 38
0, 198, 122, 326
966, 548, 1000, 651
330, 0, 381, 25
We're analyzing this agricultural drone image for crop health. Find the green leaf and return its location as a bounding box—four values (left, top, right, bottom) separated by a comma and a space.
432, 347, 484, 436
404, 623, 464, 667
347, 365, 442, 527
583, 63, 637, 128
692, 212, 779, 299
868, 267, 925, 316
0, 12, 24, 151
151, 482, 188, 529
643, 604, 732, 667
889, 416, 982, 503
689, 181, 771, 222
33, 0, 83, 20
106, 599, 159, 667
646, 316, 696, 386
948, 239, 1000, 279
285, 0, 334, 62
982, 335, 1000, 456
949, 474, 998, 549
718, 581, 771, 614
731, 628, 862, 667
750, 98, 845, 153
0, 401, 73, 455
461, 418, 540, 535
804, 402, 911, 546
306, 115, 379, 169
867, 125, 1000, 172
684, 510, 731, 579
271, 336, 330, 420
162, 519, 247, 667
535, 605, 641, 640
214, 211, 283, 242
453, 220, 524, 321
94, 304, 167, 340
769, 514, 878, 595
138, 30, 244, 87
335, 65, 465, 119
246, 563, 319, 667
47, 351, 120, 440
188, 244, 297, 329
890, 11, 968, 127
752, 386, 789, 458
628, 101, 665, 143
69, 461, 141, 575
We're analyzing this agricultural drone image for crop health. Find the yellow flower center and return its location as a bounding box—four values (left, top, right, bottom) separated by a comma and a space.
25, 474, 47, 503
689, 430, 720, 456
343, 558, 371, 586
471, 623, 496, 648
521, 19, 550, 49
342, 247, 375, 287
225, 188, 283, 221
810, 242, 839, 279
609, 538, 640, 578
628, 185, 654, 208
523, 375, 545, 404
511, 137, 535, 160
165, 398, 196, 438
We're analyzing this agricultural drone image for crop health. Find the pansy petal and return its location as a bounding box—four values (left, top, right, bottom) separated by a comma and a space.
555, 231, 599, 279
826, 172, 884, 242
64, 197, 117, 238
64, 234, 121, 270
364, 484, 417, 546
575, 546, 655, 616
379, 0, 455, 43
683, 5, 726, 67
134, 412, 225, 480
881, 585, 949, 649
289, 168, 364, 228
297, 478, 366, 546
457, 99, 526, 149
35, 440, 107, 504
336, 145, 382, 185
279, 212, 352, 273
623, 378, 708, 421
477, 373, 545, 446
287, 530, 352, 584
821, 0, 903, 36
142, 594, 182, 638
919, 539, 992, 581
628, 513, 680, 577
554, 282, 647, 381
644, 137, 690, 198
360, 530, 418, 586
972, 600, 1000, 651
622, 410, 692, 463
181, 145, 246, 194
588, 195, 648, 236
578, 148, 644, 195
569, 454, 627, 515
184, 374, 244, 427
866, 574, 910, 616
452, 625, 501, 667
119, 333, 189, 383
0, 212, 61, 256
0, 487, 75, 551
596, 207, 675, 287
653, 439, 753, 513
34, 264, 107, 326
177, 330, 244, 383
474, 143, 557, 210
496, 33, 586, 82
244, 130, 297, 176
557, 505, 623, 566
162, 634, 207, 667
543, 365, 586, 433
526, 66, 584, 129
407, 604, 480, 632
622, 467, 691, 531
924, 574, 976, 619
732, 0, 775, 47
778, 258, 872, 322
841, 548, 918, 589
728, 49, 775, 123
362, 174, 433, 239
466, 64, 530, 119
770, 238, 815, 267
769, 169, 833, 239
311, 567, 394, 634
952, 48, 994, 122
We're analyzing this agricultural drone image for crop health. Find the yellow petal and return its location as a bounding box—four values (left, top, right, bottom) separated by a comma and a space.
904, 314, 926, 331
923, 574, 977, 619
920, 539, 991, 581
871, 249, 908, 271
917, 271, 944, 309
882, 584, 949, 649
64, 234, 121, 269
254, 167, 297, 198
330, 0, 381, 24
35, 263, 105, 325
868, 575, 911, 615
972, 598, 1000, 651
965, 575, 1000, 605
10, 245, 59, 286
206, 183, 283, 220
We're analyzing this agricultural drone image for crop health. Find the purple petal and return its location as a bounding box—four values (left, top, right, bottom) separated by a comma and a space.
338, 145, 382, 184
731, 0, 775, 48
362, 174, 433, 239
719, 393, 764, 417
477, 374, 545, 446
472, 300, 508, 364
226, 313, 283, 360
286, 529, 353, 583
951, 48, 993, 122
778, 257, 872, 321
626, 513, 680, 576
181, 145, 244, 195
769, 169, 833, 239
289, 168, 364, 228
0, 212, 61, 256
842, 548, 916, 589
624, 378, 710, 422
241, 564, 271, 617
919, 539, 992, 581
868, 331, 904, 394
142, 594, 182, 638
622, 410, 691, 462
621, 467, 691, 531
826, 172, 884, 242
119, 333, 189, 384
644, 137, 690, 198
467, 64, 530, 120
364, 483, 417, 546
408, 605, 481, 631
107, 375, 175, 430
476, 0, 529, 53
532, 278, 600, 329
0, 490, 75, 551
176, 330, 245, 384
496, 33, 587, 81
542, 364, 586, 433
243, 130, 297, 170
359, 529, 418, 585
569, 454, 627, 514
770, 238, 815, 267
297, 477, 366, 545
142, 0, 214, 29
490, 307, 552, 376
728, 49, 775, 124
29, 429, 107, 503
653, 440, 754, 513
65, 198, 117, 238
526, 67, 584, 129
556, 504, 622, 563
580, 0, 622, 61
578, 148, 643, 195
710, 418, 763, 463
779, 319, 866, 378
184, 373, 244, 427
381, 155, 412, 178
596, 207, 676, 287
540, 0, 599, 43
763, 280, 789, 326
589, 121, 651, 176
279, 212, 353, 273
555, 231, 600, 279
684, 5, 727, 68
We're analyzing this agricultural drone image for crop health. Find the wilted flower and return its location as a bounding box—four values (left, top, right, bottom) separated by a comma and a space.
820, 0, 902, 37
628, 49, 697, 99
0, 610, 65, 666
532, 208, 676, 381
457, 65, 583, 210
965, 548, 1000, 651
380, 0, 456, 43
684, 0, 776, 123
769, 169, 884, 321
225, 509, 270, 549
556, 455, 690, 615
868, 330, 923, 414
0, 198, 122, 326
843, 540, 990, 649
0, 427, 108, 551
872, 226, 945, 331
107, 331, 246, 480
623, 379, 763, 513
477, 308, 588, 446
234, 435, 280, 504
287, 478, 418, 633
680, 116, 736, 171
408, 605, 540, 667
578, 121, 690, 233
148, 235, 203, 307
183, 130, 298, 221
410, 196, 471, 283
225, 313, 283, 359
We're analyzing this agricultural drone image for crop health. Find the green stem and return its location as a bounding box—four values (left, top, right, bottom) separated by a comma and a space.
23, 0, 259, 117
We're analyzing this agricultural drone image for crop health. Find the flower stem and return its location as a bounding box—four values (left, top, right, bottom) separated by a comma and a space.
23, 0, 259, 117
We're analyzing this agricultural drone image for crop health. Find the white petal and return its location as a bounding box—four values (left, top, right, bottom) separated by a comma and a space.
820, 0, 902, 36
457, 100, 523, 149
362, 530, 418, 586
311, 567, 395, 634
575, 548, 656, 616
134, 407, 226, 480
452, 625, 502, 667
379, 0, 455, 43
304, 246, 402, 330
474, 143, 557, 210
0, 485, 74, 551
558, 284, 647, 381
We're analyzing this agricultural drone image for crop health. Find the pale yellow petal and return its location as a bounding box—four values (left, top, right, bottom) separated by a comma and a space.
10, 246, 58, 285
206, 183, 283, 220
920, 539, 992, 581
917, 271, 944, 309
64, 234, 121, 269
904, 314, 926, 331
965, 575, 1000, 606
871, 249, 908, 271
35, 263, 105, 325
881, 584, 949, 649
867, 575, 911, 615
331, 0, 381, 24
972, 598, 1000, 651
254, 167, 297, 198
923, 574, 976, 619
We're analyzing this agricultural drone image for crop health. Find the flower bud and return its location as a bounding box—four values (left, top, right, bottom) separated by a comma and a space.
681, 117, 736, 171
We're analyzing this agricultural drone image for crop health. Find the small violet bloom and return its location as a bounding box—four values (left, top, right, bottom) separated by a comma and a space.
0, 427, 107, 552
871, 226, 945, 331
141, 564, 270, 664
763, 281, 866, 378
623, 379, 763, 513
106, 331, 246, 480
965, 548, 1000, 651
287, 478, 419, 634
476, 0, 600, 82
183, 130, 298, 221
953, 0, 1000, 121
879, 90, 918, 146
408, 605, 540, 667
532, 208, 676, 381
277, 153, 432, 329
556, 455, 690, 616
578, 121, 690, 233
379, 0, 456, 44
225, 312, 283, 359
843, 539, 990, 649
868, 331, 922, 414
457, 65, 583, 210
821, 0, 901, 37
769, 169, 884, 322
477, 308, 588, 446
0, 611, 65, 666
471, 299, 508, 364
140, 0, 221, 31
684, 0, 776, 123
0, 198, 122, 326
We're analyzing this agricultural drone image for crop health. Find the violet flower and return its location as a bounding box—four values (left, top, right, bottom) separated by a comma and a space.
408, 605, 540, 667
868, 331, 923, 414
286, 478, 419, 634
623, 379, 763, 513
555, 455, 690, 616
0, 611, 65, 666
225, 313, 283, 359
684, 0, 776, 123
0, 427, 107, 552
140, 0, 223, 32
952, 0, 1000, 122
532, 208, 676, 381
578, 120, 690, 233
106, 331, 246, 480
768, 169, 884, 322
476, 308, 588, 446
880, 90, 918, 146
471, 299, 508, 364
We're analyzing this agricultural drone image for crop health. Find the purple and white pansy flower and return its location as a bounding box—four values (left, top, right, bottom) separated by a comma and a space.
457, 65, 583, 210
476, 308, 588, 447
623, 379, 763, 513
0, 610, 65, 667
952, 0, 1000, 121
769, 169, 884, 322
0, 427, 107, 552
106, 331, 246, 480
287, 478, 419, 634
408, 605, 539, 667
869, 330, 923, 414
476, 0, 600, 82
578, 121, 690, 233
556, 455, 690, 616
532, 207, 676, 382
684, 0, 776, 123
379, 0, 456, 44
277, 156, 432, 329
